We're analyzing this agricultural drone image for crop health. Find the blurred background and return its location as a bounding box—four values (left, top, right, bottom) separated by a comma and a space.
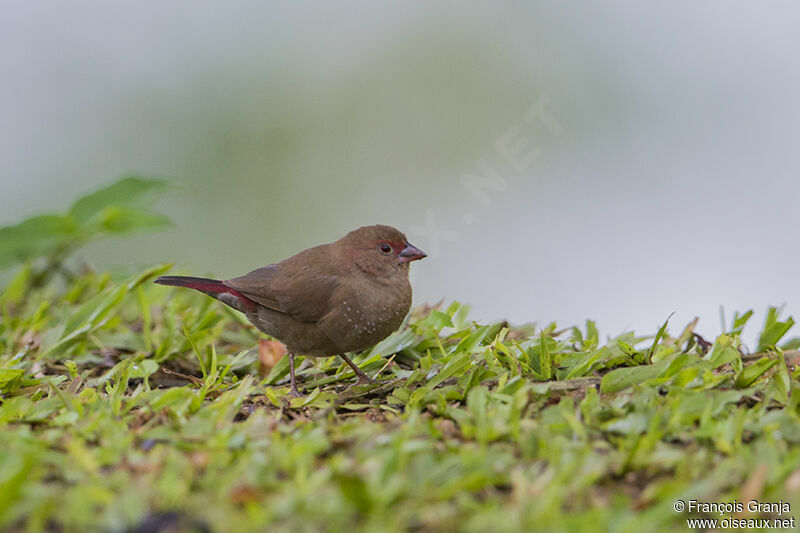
2, 2, 799, 344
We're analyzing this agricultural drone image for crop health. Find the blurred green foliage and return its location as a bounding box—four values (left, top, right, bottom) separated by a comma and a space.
0, 175, 172, 280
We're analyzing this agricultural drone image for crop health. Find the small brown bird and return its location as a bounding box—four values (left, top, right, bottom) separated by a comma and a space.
155, 225, 426, 396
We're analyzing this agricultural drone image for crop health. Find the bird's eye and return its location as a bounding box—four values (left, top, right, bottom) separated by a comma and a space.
378, 243, 393, 255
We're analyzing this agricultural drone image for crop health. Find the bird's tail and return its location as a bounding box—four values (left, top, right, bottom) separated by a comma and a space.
154, 276, 257, 312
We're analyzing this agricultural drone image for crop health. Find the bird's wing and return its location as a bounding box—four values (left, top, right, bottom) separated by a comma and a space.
223, 266, 283, 310
223, 247, 339, 324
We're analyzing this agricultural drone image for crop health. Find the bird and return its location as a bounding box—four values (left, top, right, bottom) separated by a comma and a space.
154, 225, 426, 396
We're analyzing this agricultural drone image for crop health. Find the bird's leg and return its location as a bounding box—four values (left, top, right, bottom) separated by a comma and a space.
339, 353, 375, 385
287, 352, 303, 397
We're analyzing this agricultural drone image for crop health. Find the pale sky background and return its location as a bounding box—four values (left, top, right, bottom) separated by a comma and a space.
2, 2, 799, 347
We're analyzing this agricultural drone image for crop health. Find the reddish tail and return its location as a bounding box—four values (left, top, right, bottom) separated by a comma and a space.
154, 276, 257, 312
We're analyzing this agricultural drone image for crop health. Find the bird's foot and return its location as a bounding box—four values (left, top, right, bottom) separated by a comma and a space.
339, 354, 383, 387
286, 386, 304, 399
355, 374, 377, 385
354, 373, 394, 387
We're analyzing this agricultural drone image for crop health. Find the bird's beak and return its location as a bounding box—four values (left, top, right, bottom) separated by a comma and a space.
398, 243, 427, 263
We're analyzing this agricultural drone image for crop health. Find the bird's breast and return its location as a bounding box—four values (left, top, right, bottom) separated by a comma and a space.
321, 275, 412, 353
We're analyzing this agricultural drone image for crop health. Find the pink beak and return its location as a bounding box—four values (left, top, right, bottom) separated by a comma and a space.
398, 243, 427, 263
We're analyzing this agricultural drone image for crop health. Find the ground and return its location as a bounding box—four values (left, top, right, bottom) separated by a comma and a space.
1, 263, 799, 532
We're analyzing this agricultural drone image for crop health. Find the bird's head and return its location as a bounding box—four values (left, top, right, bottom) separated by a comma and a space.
339, 224, 426, 278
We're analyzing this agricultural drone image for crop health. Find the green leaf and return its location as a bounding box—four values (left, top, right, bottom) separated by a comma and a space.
69, 175, 172, 224
130, 360, 159, 379
538, 332, 552, 380
455, 324, 503, 354
584, 320, 599, 350
728, 309, 753, 335
564, 346, 610, 380
0, 214, 76, 269
604, 413, 649, 435
149, 386, 195, 413
767, 348, 791, 405
0, 369, 25, 393
600, 360, 669, 394
184, 327, 206, 379
83, 206, 172, 237
450, 302, 472, 330
336, 474, 372, 514
757, 307, 795, 352
126, 263, 173, 290
648, 314, 672, 363
2, 264, 32, 304
781, 337, 800, 350
0, 451, 36, 518
265, 353, 294, 386
735, 357, 778, 388
707, 335, 741, 370
426, 353, 473, 390
365, 328, 417, 358
421, 310, 454, 331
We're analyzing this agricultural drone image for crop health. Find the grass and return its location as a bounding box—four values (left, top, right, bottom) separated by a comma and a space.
1, 262, 800, 532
